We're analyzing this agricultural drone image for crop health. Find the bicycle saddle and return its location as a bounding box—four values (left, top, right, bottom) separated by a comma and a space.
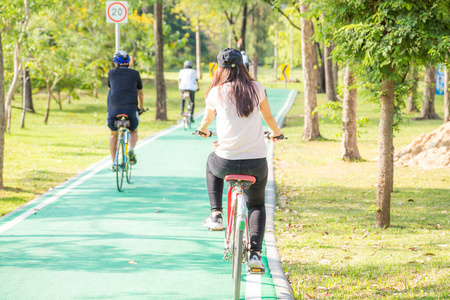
225, 175, 256, 184
115, 114, 129, 119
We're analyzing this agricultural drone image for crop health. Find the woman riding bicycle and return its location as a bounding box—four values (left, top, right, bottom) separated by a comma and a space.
197, 48, 284, 273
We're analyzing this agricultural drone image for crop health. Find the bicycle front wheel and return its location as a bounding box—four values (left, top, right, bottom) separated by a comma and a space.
116, 139, 125, 191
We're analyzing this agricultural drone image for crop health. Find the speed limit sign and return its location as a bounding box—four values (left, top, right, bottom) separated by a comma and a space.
106, 1, 128, 23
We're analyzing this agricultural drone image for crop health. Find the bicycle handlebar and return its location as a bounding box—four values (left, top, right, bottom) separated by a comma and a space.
138, 108, 149, 115
192, 130, 216, 137
193, 130, 286, 140
263, 130, 287, 140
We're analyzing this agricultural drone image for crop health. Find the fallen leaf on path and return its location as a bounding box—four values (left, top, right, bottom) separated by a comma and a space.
424, 252, 436, 256
408, 246, 419, 251
407, 199, 414, 202
343, 256, 352, 260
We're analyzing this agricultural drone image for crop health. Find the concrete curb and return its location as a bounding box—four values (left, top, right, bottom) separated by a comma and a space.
265, 89, 297, 299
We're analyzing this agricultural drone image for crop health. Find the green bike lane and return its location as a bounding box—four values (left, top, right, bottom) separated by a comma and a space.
0, 89, 295, 300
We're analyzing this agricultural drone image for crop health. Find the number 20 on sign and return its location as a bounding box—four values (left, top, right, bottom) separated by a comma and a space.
106, 1, 128, 23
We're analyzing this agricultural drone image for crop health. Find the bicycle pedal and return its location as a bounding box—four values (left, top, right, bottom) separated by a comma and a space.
209, 228, 225, 231
248, 268, 265, 275
247, 267, 265, 275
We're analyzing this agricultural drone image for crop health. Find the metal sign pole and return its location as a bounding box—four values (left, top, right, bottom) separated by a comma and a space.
115, 23, 120, 52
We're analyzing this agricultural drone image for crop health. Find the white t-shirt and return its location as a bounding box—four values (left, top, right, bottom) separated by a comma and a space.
205, 81, 267, 160
178, 68, 198, 91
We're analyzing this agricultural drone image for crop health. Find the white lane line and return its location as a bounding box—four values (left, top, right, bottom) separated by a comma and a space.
0, 160, 110, 234
245, 274, 262, 299
0, 114, 201, 235
245, 89, 297, 300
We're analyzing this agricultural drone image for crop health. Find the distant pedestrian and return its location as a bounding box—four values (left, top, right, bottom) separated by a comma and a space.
241, 51, 250, 70
178, 60, 199, 122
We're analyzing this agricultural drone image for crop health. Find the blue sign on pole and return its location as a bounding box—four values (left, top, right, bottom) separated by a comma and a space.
436, 65, 445, 95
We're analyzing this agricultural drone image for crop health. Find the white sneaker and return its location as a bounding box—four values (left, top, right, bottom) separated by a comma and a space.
203, 213, 224, 231
247, 251, 265, 274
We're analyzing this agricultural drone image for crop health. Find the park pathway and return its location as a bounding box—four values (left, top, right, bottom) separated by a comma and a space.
0, 89, 295, 300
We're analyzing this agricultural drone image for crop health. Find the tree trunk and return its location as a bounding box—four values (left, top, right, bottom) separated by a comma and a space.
4, 0, 29, 133
418, 65, 440, 119
57, 91, 62, 110
252, 55, 258, 80
333, 61, 338, 88
228, 22, 232, 47
376, 75, 395, 229
195, 6, 202, 80
313, 43, 325, 93
238, 4, 247, 51
290, 27, 294, 81
300, 4, 320, 141
407, 64, 419, 112
154, 1, 167, 121
20, 67, 26, 128
93, 87, 98, 98
0, 32, 6, 188
324, 44, 338, 101
341, 66, 361, 161
24, 68, 34, 113
67, 93, 71, 104
444, 68, 449, 123
44, 80, 51, 124
273, 25, 278, 80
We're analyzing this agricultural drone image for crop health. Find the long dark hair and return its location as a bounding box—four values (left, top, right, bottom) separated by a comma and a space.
206, 65, 259, 117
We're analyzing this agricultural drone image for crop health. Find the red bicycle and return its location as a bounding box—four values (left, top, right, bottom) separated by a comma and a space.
194, 130, 285, 300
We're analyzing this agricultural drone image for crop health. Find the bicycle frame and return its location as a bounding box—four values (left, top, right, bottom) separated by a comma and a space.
224, 184, 250, 261
114, 127, 129, 166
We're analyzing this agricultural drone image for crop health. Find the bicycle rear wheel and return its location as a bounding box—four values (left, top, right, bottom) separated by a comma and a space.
183, 115, 188, 131
126, 154, 132, 183
187, 111, 192, 129
116, 139, 125, 191
232, 226, 244, 299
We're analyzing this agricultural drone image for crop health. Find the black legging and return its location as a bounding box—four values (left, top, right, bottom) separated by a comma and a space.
180, 90, 195, 115
206, 152, 268, 252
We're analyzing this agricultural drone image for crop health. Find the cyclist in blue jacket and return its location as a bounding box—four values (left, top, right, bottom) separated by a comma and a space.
107, 51, 144, 168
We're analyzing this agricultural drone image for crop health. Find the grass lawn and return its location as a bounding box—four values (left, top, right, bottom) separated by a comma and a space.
274, 82, 450, 299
